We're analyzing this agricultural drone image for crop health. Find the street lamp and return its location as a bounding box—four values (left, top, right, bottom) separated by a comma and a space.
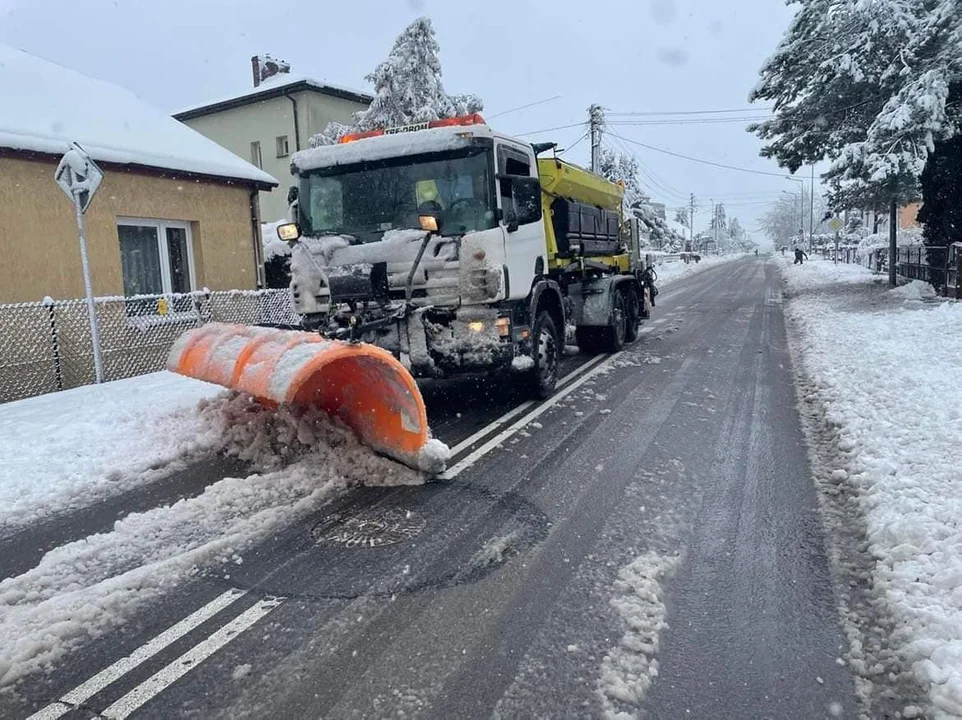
784, 177, 806, 249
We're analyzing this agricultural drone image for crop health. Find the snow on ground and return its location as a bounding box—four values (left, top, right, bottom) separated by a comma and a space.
654, 253, 747, 287
0, 393, 421, 688
0, 373, 225, 534
780, 258, 962, 718
599, 550, 681, 718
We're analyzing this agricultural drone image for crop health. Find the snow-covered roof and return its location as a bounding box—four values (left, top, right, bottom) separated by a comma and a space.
173, 74, 373, 121
0, 44, 277, 187
293, 124, 496, 173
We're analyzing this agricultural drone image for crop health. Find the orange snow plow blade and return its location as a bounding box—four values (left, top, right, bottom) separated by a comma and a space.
166, 323, 429, 470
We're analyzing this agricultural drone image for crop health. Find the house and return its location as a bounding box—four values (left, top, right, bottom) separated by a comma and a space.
174, 55, 373, 222
0, 44, 278, 305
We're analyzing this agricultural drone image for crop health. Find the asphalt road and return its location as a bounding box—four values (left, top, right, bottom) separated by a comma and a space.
2, 258, 858, 719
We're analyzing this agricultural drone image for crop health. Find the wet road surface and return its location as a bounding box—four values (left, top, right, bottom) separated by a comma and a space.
1, 258, 857, 719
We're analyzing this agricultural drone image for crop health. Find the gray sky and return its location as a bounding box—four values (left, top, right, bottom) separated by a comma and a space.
1, 0, 805, 246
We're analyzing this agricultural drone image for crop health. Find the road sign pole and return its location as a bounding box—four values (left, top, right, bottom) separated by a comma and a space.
73, 192, 104, 384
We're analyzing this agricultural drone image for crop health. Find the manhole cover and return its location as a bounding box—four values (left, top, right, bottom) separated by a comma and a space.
311, 507, 426, 548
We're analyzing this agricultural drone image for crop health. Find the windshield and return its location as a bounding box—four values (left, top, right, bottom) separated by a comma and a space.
299, 147, 496, 243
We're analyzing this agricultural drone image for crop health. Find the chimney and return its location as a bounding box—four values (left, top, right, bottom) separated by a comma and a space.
251, 54, 291, 87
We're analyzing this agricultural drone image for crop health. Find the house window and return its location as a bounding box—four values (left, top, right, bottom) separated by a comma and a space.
118, 219, 196, 317
276, 135, 290, 158
250, 141, 263, 168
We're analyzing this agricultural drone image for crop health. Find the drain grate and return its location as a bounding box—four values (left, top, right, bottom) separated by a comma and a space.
311, 507, 426, 548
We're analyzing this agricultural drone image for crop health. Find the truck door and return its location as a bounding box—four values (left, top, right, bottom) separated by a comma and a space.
496, 142, 547, 301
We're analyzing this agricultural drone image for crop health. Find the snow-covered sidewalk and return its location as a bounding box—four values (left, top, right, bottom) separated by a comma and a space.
0, 373, 226, 534
781, 258, 962, 718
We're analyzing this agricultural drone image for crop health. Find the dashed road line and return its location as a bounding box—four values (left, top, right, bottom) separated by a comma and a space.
26, 589, 248, 720
440, 351, 624, 480
100, 596, 283, 719
445, 353, 608, 461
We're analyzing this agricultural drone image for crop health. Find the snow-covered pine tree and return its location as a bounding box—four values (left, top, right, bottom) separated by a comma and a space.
598, 148, 685, 250
310, 17, 482, 146
750, 0, 961, 211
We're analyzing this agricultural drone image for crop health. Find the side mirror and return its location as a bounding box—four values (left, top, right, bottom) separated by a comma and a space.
510, 176, 542, 227
276, 222, 301, 242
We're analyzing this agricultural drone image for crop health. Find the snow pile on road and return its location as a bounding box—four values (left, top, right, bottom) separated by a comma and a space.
655, 253, 748, 287
889, 279, 938, 303
0, 370, 437, 536
599, 550, 680, 718
0, 373, 225, 534
0, 395, 422, 688
781, 258, 962, 717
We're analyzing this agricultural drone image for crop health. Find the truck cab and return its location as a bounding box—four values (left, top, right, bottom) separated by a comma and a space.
282, 114, 651, 397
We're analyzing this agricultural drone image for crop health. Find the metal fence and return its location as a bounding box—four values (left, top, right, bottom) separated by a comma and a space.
0, 289, 299, 403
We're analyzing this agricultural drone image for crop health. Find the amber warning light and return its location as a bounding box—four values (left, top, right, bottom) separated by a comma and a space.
339, 114, 486, 144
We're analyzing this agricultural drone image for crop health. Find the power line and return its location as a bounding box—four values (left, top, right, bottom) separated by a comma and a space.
607, 107, 773, 117
559, 132, 589, 155
515, 122, 585, 137
606, 136, 690, 202
606, 131, 796, 179
486, 95, 563, 120
608, 116, 771, 127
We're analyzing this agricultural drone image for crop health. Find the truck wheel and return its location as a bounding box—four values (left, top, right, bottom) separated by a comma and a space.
603, 289, 628, 352
624, 288, 640, 343
528, 311, 559, 399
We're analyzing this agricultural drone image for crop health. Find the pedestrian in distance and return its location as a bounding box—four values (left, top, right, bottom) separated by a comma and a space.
793, 247, 808, 265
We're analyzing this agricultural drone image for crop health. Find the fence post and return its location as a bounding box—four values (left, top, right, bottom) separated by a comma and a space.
42, 296, 64, 392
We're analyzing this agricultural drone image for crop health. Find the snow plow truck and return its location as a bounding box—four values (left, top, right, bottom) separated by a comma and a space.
168, 113, 655, 471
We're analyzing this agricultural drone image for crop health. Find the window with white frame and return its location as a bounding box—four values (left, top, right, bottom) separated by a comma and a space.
276, 135, 289, 158
250, 141, 263, 169
117, 219, 196, 317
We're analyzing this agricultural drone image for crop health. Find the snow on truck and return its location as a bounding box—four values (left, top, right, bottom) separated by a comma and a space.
167, 113, 655, 471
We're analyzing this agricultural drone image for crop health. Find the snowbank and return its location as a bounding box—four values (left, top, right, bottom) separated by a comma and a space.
0, 373, 224, 534
0, 393, 421, 688
0, 369, 437, 535
780, 258, 962, 717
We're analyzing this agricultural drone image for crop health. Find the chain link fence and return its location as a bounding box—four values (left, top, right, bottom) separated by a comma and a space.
0, 289, 300, 403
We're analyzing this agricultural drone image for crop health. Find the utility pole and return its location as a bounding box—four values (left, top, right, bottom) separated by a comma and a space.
588, 104, 604, 174
710, 199, 716, 255
689, 193, 695, 252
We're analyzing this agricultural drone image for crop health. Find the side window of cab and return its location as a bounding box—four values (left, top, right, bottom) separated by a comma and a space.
497, 145, 533, 218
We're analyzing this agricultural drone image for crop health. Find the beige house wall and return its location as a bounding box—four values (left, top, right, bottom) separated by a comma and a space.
0, 155, 259, 303
180, 89, 367, 222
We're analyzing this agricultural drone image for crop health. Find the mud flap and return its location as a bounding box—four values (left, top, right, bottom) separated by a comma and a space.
166, 322, 430, 470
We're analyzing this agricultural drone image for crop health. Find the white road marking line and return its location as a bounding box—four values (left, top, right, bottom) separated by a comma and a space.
26, 589, 248, 720
638, 327, 655, 335
440, 352, 624, 480
652, 318, 668, 325
100, 597, 283, 719
445, 353, 608, 459
23, 702, 74, 720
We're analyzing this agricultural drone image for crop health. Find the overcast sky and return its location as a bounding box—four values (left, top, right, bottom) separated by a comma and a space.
1, 0, 809, 246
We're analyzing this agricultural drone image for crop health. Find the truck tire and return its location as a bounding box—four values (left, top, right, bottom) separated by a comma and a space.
624, 288, 640, 343
602, 288, 629, 352
528, 310, 559, 399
